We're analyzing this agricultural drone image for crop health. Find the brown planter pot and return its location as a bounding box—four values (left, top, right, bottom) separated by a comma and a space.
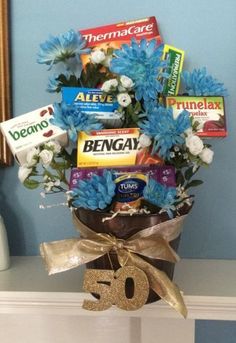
75, 206, 188, 304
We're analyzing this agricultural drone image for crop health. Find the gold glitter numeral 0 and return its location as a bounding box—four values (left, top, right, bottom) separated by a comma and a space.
82, 266, 149, 311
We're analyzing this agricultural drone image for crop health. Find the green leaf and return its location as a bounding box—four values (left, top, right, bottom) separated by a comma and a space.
49, 161, 58, 170
57, 74, 80, 88
43, 170, 52, 178
192, 120, 200, 132
184, 167, 194, 181
133, 100, 142, 114
185, 179, 204, 190
80, 62, 108, 88
54, 161, 70, 170
131, 112, 139, 123
23, 178, 40, 189
124, 104, 140, 126
176, 170, 185, 186
107, 47, 114, 55
70, 149, 78, 166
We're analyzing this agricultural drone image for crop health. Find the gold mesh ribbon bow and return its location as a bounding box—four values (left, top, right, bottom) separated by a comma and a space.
40, 211, 187, 317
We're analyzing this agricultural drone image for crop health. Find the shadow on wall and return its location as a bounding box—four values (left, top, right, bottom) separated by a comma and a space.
0, 164, 36, 255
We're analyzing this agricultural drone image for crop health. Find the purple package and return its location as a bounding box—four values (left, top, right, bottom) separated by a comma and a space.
69, 165, 176, 189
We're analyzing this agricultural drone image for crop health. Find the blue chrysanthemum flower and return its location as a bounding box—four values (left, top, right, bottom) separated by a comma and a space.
47, 71, 74, 93
110, 38, 169, 101
47, 74, 60, 93
139, 106, 191, 158
37, 29, 90, 70
143, 179, 177, 218
47, 73, 71, 93
50, 102, 103, 142
181, 67, 228, 96
70, 171, 116, 210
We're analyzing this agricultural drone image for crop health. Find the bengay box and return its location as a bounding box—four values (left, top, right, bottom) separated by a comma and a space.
62, 87, 121, 128
166, 96, 227, 137
77, 128, 163, 168
80, 16, 162, 66
0, 105, 68, 165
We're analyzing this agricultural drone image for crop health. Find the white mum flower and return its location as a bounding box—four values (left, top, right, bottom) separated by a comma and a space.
44, 181, 54, 192
139, 133, 152, 148
199, 147, 214, 164
39, 149, 54, 166
185, 127, 193, 137
54, 179, 61, 187
43, 174, 49, 182
174, 146, 180, 152
118, 85, 126, 92
101, 79, 118, 92
46, 140, 61, 153
185, 135, 204, 156
90, 50, 106, 64
120, 75, 134, 89
117, 93, 132, 107
18, 165, 32, 183
26, 147, 39, 167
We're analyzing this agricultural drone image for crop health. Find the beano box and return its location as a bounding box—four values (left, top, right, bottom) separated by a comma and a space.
0, 105, 68, 165
80, 16, 162, 66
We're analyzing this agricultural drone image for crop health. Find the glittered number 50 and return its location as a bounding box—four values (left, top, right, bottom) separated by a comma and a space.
82, 266, 149, 311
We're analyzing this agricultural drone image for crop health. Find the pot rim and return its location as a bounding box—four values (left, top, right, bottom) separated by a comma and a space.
75, 201, 192, 219
75, 207, 185, 220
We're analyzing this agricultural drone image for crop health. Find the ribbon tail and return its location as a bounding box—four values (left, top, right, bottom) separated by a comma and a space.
40, 238, 107, 275
119, 251, 187, 318
146, 262, 187, 318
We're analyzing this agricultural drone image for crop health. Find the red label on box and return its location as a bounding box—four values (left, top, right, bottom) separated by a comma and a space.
80, 17, 162, 66
166, 96, 227, 138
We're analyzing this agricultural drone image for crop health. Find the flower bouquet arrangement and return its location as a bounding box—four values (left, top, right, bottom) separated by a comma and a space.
1, 17, 227, 315
20, 34, 227, 211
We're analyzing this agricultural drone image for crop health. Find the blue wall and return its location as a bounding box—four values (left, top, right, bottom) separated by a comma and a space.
0, 0, 236, 259
196, 321, 236, 343
0, 0, 236, 258
1, 1, 236, 342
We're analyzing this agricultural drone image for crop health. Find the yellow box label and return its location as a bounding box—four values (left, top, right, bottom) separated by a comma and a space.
77, 128, 141, 167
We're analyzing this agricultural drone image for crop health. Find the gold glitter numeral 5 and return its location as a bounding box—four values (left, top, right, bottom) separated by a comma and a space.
83, 269, 114, 311
82, 266, 149, 311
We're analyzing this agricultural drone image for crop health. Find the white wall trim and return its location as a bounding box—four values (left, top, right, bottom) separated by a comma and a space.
0, 257, 235, 320
0, 292, 236, 320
